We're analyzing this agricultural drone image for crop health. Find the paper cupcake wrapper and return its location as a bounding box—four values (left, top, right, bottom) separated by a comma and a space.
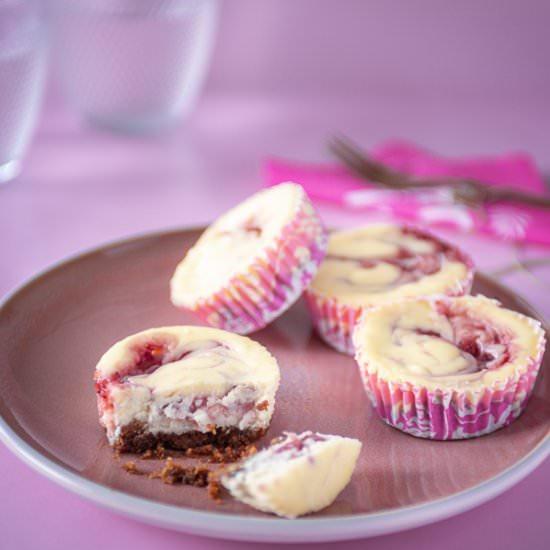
182, 197, 327, 334
355, 316, 546, 440
305, 268, 474, 356
303, 293, 362, 355
360, 364, 541, 440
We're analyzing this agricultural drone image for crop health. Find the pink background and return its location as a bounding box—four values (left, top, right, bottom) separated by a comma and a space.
209, 0, 549, 100
2, 1, 550, 548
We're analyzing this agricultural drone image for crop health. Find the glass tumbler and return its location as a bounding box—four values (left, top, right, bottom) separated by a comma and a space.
50, 0, 219, 133
0, 0, 48, 183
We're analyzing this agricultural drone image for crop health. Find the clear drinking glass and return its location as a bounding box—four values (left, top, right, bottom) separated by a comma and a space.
0, 0, 48, 183
50, 0, 219, 133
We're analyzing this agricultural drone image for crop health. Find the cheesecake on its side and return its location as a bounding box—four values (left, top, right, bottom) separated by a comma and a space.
222, 431, 362, 518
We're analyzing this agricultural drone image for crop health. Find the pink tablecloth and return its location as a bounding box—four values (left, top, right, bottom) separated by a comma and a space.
1, 90, 549, 549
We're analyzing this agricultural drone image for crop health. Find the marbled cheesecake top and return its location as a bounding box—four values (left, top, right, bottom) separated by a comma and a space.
95, 326, 280, 397
309, 224, 472, 306
353, 295, 546, 391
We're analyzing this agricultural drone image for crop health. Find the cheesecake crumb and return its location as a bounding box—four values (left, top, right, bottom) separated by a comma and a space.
122, 461, 144, 475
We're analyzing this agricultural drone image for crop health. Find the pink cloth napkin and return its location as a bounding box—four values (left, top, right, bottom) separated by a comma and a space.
263, 141, 550, 245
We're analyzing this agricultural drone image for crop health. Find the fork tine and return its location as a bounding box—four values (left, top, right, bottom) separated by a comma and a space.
330, 135, 374, 171
329, 139, 374, 180
329, 135, 407, 189
329, 136, 387, 182
329, 136, 550, 210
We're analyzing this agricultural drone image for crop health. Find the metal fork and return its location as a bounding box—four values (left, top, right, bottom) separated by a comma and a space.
328, 135, 550, 209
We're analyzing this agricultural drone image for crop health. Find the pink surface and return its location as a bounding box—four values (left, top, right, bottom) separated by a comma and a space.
265, 142, 550, 244
2, 1, 550, 547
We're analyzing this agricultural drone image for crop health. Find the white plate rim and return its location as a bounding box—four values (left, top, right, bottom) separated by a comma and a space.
1, 229, 549, 543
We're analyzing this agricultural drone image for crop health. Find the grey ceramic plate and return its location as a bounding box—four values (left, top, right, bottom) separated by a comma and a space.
1, 228, 549, 542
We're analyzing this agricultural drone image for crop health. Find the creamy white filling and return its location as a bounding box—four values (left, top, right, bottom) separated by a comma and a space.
127, 346, 274, 396
104, 384, 274, 443
327, 224, 436, 259
95, 326, 281, 439
170, 182, 304, 303
222, 432, 362, 518
353, 295, 545, 390
310, 224, 469, 305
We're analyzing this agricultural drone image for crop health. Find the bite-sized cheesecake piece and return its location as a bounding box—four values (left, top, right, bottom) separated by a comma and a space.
222, 431, 361, 518
353, 295, 546, 440
170, 182, 327, 334
94, 326, 281, 453
305, 223, 474, 354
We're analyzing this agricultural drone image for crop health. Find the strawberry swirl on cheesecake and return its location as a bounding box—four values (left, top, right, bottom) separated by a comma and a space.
305, 223, 474, 354
95, 326, 280, 452
353, 295, 546, 440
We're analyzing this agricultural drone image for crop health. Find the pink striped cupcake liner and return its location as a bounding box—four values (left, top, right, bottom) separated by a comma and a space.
359, 365, 542, 440
305, 226, 475, 355
303, 293, 362, 355
353, 299, 546, 440
176, 189, 327, 334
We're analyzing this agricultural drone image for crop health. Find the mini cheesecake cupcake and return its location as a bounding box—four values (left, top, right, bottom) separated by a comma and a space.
222, 431, 361, 518
353, 295, 546, 440
170, 183, 327, 334
305, 224, 474, 354
95, 326, 281, 452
